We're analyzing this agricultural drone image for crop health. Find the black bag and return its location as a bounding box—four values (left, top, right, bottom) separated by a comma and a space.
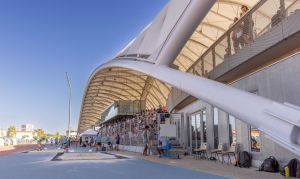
82, 144, 86, 147
262, 156, 279, 172
280, 158, 298, 177
209, 157, 216, 161
101, 146, 106, 151
238, 151, 252, 168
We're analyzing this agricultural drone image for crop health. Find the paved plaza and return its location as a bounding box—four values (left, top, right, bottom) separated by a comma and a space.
0, 145, 285, 179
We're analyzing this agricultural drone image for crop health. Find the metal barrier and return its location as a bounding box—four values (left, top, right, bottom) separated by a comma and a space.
98, 112, 182, 151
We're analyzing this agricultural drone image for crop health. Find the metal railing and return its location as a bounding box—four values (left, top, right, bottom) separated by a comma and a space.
186, 0, 300, 76
98, 112, 160, 147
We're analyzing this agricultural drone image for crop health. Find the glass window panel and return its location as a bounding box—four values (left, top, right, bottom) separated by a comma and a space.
228, 115, 236, 145
191, 115, 196, 139
203, 111, 207, 142
213, 107, 219, 149
196, 114, 201, 140
250, 126, 261, 152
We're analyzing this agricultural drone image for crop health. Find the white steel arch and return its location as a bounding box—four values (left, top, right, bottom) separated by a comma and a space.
85, 59, 300, 156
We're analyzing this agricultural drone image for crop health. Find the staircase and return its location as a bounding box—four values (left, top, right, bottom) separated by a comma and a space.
149, 139, 188, 156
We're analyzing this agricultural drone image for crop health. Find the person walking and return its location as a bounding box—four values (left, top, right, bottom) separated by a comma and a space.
142, 125, 149, 156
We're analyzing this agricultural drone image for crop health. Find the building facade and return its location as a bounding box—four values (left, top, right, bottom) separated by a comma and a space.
77, 0, 300, 167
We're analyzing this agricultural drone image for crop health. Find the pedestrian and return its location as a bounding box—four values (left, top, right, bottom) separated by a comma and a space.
54, 137, 58, 147
63, 136, 68, 149
45, 138, 49, 146
96, 134, 102, 151
50, 138, 54, 149
85, 137, 88, 146
106, 134, 111, 150
142, 125, 149, 156
115, 134, 120, 151
79, 137, 82, 146
37, 138, 43, 151
75, 137, 78, 147
90, 137, 94, 147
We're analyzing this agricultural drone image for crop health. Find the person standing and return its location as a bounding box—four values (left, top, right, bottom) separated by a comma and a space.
63, 136, 68, 150
74, 137, 78, 148
142, 126, 149, 156
85, 137, 88, 146
45, 138, 49, 147
54, 137, 59, 147
90, 137, 94, 147
106, 134, 111, 150
79, 137, 82, 146
50, 138, 54, 150
115, 134, 120, 151
37, 138, 43, 151
96, 134, 102, 151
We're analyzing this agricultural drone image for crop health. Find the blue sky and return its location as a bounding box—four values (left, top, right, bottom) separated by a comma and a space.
0, 0, 169, 134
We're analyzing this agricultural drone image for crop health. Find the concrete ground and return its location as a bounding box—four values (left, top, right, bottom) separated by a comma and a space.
109, 150, 285, 179
0, 146, 285, 179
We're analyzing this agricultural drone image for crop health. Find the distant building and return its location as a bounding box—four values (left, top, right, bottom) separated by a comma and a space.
21, 124, 34, 131
15, 130, 37, 139
66, 130, 77, 137
0, 129, 7, 138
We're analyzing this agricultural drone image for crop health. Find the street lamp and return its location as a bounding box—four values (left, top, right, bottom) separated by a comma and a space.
66, 72, 72, 137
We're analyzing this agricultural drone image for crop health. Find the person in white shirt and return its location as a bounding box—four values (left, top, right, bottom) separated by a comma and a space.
156, 137, 168, 156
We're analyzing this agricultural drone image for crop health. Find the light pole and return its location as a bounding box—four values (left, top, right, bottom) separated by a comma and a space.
66, 72, 72, 137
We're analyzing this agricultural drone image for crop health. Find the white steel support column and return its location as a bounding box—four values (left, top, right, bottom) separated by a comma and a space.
155, 0, 216, 67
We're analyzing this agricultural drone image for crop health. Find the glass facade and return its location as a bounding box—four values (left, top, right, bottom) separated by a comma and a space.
202, 111, 207, 142
213, 107, 219, 149
196, 114, 201, 141
228, 115, 236, 145
250, 126, 261, 152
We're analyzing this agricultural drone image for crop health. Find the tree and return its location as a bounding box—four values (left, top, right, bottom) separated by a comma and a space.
21, 135, 29, 139
36, 129, 44, 137
33, 136, 38, 140
54, 132, 60, 138
8, 126, 16, 138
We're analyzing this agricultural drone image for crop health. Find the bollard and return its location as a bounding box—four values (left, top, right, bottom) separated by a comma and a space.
285, 167, 290, 178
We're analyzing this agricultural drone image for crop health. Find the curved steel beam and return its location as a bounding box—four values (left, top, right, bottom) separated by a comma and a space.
83, 59, 300, 156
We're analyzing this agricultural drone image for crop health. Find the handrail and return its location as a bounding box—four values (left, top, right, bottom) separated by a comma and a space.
186, 0, 268, 73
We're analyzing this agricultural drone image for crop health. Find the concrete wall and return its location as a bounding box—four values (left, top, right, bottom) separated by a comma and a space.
174, 52, 300, 167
